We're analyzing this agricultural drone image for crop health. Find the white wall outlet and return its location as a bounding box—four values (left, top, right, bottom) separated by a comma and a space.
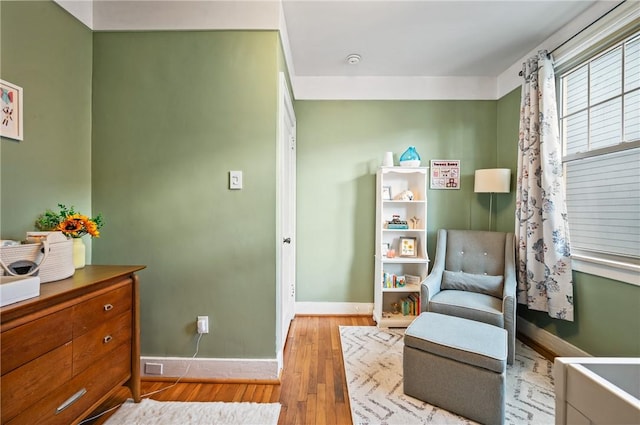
197, 315, 209, 334
145, 362, 163, 375
229, 171, 242, 190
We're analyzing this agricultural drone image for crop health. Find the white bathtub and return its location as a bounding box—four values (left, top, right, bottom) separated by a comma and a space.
554, 357, 640, 425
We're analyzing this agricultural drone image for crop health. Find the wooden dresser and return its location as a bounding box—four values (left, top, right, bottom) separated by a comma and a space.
0, 265, 145, 425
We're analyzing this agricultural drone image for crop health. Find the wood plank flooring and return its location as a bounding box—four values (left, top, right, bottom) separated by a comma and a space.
86, 315, 374, 425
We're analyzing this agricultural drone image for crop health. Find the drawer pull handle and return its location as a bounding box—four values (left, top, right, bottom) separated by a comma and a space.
56, 388, 87, 414
104, 303, 114, 311
103, 335, 113, 344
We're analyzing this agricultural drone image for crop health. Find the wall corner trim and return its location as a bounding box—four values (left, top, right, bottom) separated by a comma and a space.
517, 317, 591, 358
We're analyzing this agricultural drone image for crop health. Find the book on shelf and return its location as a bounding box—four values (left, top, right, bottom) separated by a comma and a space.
381, 272, 407, 288
387, 223, 409, 229
396, 294, 420, 316
408, 293, 421, 315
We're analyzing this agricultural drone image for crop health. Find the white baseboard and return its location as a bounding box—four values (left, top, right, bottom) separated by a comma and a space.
295, 302, 374, 315
140, 356, 279, 381
517, 317, 591, 357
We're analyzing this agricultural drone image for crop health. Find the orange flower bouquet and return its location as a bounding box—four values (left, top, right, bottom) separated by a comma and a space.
35, 204, 104, 238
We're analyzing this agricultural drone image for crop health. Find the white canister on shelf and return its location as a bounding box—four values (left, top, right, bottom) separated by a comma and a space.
382, 152, 394, 167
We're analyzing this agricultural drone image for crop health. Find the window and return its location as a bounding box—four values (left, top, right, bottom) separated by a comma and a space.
559, 32, 640, 276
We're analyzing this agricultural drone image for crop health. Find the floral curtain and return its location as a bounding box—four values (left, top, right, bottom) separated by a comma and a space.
515, 50, 574, 321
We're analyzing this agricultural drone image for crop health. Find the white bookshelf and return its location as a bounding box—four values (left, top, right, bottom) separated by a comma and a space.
373, 166, 429, 328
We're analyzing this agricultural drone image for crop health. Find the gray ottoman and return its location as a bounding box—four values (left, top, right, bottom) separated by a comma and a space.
403, 312, 507, 425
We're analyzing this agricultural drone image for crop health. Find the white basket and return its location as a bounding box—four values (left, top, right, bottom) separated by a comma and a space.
0, 232, 74, 283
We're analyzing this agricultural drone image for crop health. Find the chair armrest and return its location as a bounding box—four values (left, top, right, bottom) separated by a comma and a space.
502, 232, 517, 300
502, 232, 517, 363
421, 271, 443, 305
421, 229, 448, 311
420, 264, 444, 311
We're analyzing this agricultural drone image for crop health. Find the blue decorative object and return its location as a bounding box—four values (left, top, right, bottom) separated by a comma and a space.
399, 146, 421, 167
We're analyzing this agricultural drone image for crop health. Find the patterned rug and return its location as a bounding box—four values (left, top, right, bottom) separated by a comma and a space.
340, 326, 555, 425
103, 399, 281, 425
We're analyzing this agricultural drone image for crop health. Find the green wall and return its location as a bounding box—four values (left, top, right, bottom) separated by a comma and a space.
497, 87, 640, 356
2, 1, 282, 360
0, 1, 93, 252
495, 88, 519, 232
91, 31, 280, 358
295, 100, 497, 302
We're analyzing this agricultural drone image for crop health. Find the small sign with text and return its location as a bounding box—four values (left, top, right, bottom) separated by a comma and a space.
430, 160, 460, 189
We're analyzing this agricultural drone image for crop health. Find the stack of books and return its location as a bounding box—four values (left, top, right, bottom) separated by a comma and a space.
382, 272, 406, 288
386, 215, 409, 229
399, 293, 421, 316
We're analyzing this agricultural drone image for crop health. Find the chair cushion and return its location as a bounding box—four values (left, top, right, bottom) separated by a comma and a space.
428, 290, 504, 328
442, 270, 504, 298
444, 230, 506, 276
405, 312, 507, 373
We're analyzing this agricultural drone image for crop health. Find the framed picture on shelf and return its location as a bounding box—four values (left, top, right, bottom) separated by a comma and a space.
382, 186, 392, 200
399, 236, 417, 257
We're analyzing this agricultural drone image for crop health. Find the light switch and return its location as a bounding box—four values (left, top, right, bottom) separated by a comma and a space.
229, 171, 242, 190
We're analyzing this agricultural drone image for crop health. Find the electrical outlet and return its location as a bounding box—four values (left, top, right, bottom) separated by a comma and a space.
145, 362, 163, 375
197, 316, 209, 334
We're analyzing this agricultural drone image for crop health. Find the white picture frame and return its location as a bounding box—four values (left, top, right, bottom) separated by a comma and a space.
382, 186, 392, 200
0, 79, 24, 141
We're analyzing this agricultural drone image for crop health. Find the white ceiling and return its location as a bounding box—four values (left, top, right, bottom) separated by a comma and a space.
55, 0, 626, 99
283, 0, 598, 77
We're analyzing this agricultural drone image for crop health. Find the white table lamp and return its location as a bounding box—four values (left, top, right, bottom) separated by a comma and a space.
474, 168, 511, 230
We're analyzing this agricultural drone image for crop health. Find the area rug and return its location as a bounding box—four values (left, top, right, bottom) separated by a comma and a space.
103, 399, 281, 425
340, 326, 555, 425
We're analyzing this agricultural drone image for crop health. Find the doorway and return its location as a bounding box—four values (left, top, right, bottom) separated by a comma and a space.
276, 73, 296, 371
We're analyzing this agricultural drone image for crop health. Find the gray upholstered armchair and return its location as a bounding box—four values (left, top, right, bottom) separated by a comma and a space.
421, 229, 517, 364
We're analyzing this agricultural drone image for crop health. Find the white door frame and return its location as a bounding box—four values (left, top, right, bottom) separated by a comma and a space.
276, 72, 296, 372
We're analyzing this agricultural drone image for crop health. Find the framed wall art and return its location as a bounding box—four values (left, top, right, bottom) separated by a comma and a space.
430, 159, 460, 189
1, 79, 23, 141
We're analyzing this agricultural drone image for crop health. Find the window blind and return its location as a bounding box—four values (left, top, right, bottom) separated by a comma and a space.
560, 32, 640, 262
565, 146, 640, 259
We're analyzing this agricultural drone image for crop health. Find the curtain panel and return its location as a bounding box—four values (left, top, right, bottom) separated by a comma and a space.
515, 51, 574, 321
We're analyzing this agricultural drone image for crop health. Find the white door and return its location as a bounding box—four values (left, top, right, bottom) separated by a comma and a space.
276, 73, 296, 370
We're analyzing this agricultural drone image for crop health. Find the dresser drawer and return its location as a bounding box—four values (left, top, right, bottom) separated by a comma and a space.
72, 284, 132, 336
6, 342, 131, 425
1, 342, 73, 424
73, 311, 132, 376
1, 308, 72, 375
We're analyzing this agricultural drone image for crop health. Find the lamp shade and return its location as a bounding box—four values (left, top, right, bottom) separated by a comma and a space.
474, 168, 511, 193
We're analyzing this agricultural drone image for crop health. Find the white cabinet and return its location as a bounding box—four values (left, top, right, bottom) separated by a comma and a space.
374, 167, 429, 328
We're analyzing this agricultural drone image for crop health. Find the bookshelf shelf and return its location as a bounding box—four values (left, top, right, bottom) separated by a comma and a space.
377, 314, 417, 328
382, 200, 426, 204
381, 283, 421, 293
382, 257, 428, 264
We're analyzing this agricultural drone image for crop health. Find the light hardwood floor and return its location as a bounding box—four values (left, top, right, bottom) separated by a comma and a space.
87, 315, 375, 425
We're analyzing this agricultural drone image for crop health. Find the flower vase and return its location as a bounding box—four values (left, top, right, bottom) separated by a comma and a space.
72, 238, 86, 269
